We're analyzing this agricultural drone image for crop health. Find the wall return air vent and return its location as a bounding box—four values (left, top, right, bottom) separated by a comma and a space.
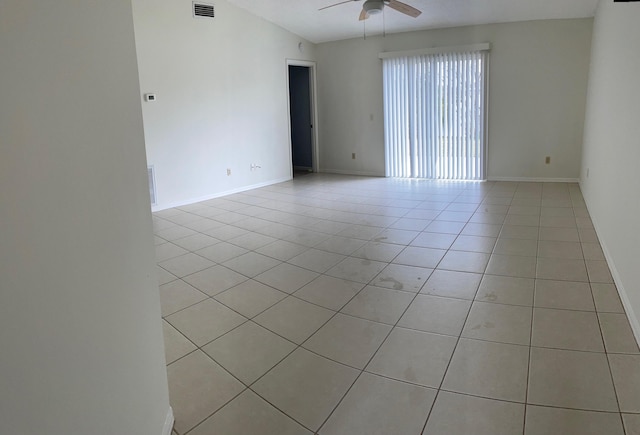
193, 2, 215, 18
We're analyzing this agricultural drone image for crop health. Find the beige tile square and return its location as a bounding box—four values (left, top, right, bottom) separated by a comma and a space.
425, 220, 465, 235
166, 299, 246, 346
531, 308, 604, 352
172, 233, 220, 252
254, 263, 319, 294
524, 406, 624, 435
183, 265, 248, 296
537, 240, 583, 259
422, 270, 482, 300
389, 217, 430, 231
214, 280, 287, 318
366, 327, 457, 388
372, 228, 420, 245
608, 354, 640, 413
425, 391, 524, 435
508, 205, 540, 216
314, 235, 367, 255
167, 350, 244, 434
486, 254, 536, 278
203, 321, 295, 385
252, 348, 359, 431
158, 253, 215, 278
195, 241, 248, 263
468, 213, 506, 225
189, 390, 311, 435
371, 263, 433, 293
351, 241, 405, 262
504, 214, 540, 227
536, 258, 588, 282
540, 207, 575, 217
462, 301, 532, 345
156, 225, 197, 241
410, 232, 457, 249
304, 314, 391, 369
540, 216, 577, 228
255, 240, 309, 261
222, 252, 281, 278
326, 257, 388, 283
156, 242, 189, 262
461, 223, 502, 237
228, 232, 277, 250
156, 266, 178, 285
599, 313, 640, 353
528, 347, 618, 411
582, 242, 605, 261
475, 275, 535, 306
623, 414, 640, 435
398, 295, 471, 336
253, 297, 334, 344
159, 280, 208, 317
534, 279, 594, 311
493, 238, 538, 256
586, 260, 614, 283
436, 210, 473, 222
437, 250, 490, 273
341, 286, 414, 325
442, 338, 529, 402
500, 225, 539, 240
591, 283, 624, 313
288, 248, 346, 273
294, 275, 364, 311
162, 320, 196, 365
450, 235, 496, 253
337, 224, 383, 240
393, 246, 446, 268
578, 228, 599, 243
539, 227, 580, 242
319, 373, 436, 435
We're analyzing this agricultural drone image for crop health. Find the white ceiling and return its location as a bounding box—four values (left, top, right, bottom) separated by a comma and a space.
224, 0, 599, 44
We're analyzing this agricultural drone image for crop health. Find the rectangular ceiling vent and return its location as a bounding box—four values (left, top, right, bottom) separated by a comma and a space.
193, 2, 215, 18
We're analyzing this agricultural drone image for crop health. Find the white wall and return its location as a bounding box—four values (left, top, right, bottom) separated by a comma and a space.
316, 19, 593, 180
133, 0, 316, 210
580, 0, 640, 340
0, 1, 171, 434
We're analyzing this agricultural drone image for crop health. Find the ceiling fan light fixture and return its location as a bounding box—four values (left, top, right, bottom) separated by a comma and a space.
363, 0, 384, 15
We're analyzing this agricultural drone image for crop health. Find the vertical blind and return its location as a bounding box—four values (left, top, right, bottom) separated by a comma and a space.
383, 50, 488, 180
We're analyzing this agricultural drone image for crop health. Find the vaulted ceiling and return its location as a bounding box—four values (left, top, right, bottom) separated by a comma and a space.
225, 0, 599, 43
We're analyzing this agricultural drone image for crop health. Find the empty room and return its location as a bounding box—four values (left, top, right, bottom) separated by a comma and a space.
2, 0, 639, 434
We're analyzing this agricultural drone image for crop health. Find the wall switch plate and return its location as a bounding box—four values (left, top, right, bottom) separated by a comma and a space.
545, 156, 551, 164
226, 168, 231, 176
144, 93, 156, 102
352, 153, 356, 159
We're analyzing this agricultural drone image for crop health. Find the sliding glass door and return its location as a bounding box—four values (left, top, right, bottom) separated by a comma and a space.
383, 49, 488, 180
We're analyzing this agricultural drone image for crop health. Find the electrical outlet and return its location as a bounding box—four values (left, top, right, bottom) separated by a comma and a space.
586, 168, 590, 178
545, 156, 551, 164
352, 153, 356, 160
226, 168, 231, 176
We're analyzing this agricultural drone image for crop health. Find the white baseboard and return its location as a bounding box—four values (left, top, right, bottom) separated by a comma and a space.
581, 185, 640, 347
488, 176, 580, 183
151, 176, 291, 212
319, 168, 385, 177
162, 407, 174, 435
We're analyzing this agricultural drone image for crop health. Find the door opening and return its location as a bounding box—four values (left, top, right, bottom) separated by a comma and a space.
288, 65, 314, 177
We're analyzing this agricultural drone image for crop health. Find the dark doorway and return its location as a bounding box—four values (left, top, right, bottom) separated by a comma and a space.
288, 65, 313, 176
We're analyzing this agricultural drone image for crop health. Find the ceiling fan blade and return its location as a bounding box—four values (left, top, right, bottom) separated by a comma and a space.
387, 0, 422, 18
359, 8, 370, 21
319, 0, 358, 11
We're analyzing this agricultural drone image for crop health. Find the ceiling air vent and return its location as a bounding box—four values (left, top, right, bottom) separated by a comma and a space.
193, 2, 215, 18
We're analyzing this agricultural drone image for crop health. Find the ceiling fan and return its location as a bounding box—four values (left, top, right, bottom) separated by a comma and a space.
319, 0, 422, 21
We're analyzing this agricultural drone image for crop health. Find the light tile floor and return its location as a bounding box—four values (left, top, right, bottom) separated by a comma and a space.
156, 174, 639, 435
